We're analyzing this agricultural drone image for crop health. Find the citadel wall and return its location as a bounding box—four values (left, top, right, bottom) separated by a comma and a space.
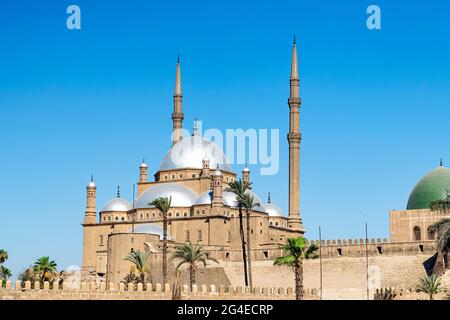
0, 280, 439, 300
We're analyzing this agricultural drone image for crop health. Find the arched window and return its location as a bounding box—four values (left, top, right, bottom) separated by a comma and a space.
198, 230, 202, 241
428, 228, 435, 240
185, 230, 190, 242
413, 226, 421, 241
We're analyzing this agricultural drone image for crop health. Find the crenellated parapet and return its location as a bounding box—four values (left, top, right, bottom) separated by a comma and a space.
0, 280, 318, 300
1, 280, 437, 300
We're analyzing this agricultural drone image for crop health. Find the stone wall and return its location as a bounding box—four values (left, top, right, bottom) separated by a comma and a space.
1, 280, 442, 300
222, 250, 437, 299
0, 280, 316, 300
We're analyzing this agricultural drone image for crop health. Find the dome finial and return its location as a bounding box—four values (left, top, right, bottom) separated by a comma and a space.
268, 192, 271, 203
440, 158, 443, 167
117, 186, 120, 198
177, 54, 180, 64
293, 34, 296, 45
90, 175, 94, 182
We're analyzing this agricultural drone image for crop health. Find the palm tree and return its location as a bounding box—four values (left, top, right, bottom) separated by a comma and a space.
33, 256, 57, 284
0, 249, 8, 283
1, 266, 11, 288
427, 218, 450, 275
416, 274, 445, 300
1, 266, 11, 279
0, 249, 8, 265
240, 193, 260, 290
226, 178, 251, 287
149, 196, 171, 285
124, 249, 150, 285
274, 237, 318, 300
172, 243, 218, 288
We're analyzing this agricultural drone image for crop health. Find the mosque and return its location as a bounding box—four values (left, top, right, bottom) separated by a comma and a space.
81, 40, 450, 285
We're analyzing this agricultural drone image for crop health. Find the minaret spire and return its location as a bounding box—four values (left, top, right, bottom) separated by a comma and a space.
287, 37, 304, 232
172, 55, 184, 145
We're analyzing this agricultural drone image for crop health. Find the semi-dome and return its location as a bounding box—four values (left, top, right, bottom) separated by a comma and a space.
136, 183, 197, 208
260, 202, 284, 217
101, 197, 132, 212
195, 189, 263, 208
407, 166, 450, 210
131, 223, 173, 240
158, 135, 232, 172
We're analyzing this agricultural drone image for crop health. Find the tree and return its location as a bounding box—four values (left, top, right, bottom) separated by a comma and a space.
33, 256, 57, 284
273, 237, 318, 300
1, 266, 11, 279
0, 249, 8, 265
0, 249, 9, 285
240, 193, 260, 290
429, 190, 450, 211
226, 178, 251, 287
124, 249, 150, 285
427, 218, 450, 275
416, 274, 445, 300
149, 196, 171, 285
19, 267, 38, 283
172, 243, 218, 288
1, 266, 11, 288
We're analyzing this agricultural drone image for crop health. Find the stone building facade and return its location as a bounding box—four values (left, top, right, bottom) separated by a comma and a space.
81, 40, 304, 282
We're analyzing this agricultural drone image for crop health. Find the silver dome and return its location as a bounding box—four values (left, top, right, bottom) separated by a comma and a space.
260, 202, 285, 217
158, 135, 232, 172
195, 189, 263, 208
136, 183, 197, 208
87, 181, 96, 188
101, 197, 132, 212
131, 223, 173, 240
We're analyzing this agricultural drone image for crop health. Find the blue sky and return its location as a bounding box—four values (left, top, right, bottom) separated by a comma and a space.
1, 0, 450, 277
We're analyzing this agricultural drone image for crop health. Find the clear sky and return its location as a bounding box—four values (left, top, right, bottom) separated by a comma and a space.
1, 0, 450, 278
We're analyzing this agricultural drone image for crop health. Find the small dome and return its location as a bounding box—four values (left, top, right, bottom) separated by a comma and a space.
87, 181, 96, 188
140, 162, 148, 168
136, 183, 197, 208
158, 135, 232, 172
260, 202, 285, 217
131, 223, 173, 240
407, 166, 450, 210
213, 169, 223, 176
101, 197, 132, 212
243, 167, 250, 172
196, 189, 263, 208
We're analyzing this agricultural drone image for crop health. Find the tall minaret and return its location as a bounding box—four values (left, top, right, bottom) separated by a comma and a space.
172, 55, 184, 145
84, 175, 97, 224
139, 159, 148, 183
287, 37, 304, 232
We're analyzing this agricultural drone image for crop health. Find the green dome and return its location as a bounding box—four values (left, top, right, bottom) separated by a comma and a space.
406, 166, 450, 210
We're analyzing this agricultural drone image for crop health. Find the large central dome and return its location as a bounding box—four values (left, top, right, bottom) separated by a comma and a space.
407, 166, 450, 210
159, 135, 232, 172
